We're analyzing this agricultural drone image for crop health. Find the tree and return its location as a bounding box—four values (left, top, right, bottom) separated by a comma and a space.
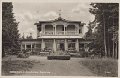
26, 33, 33, 39
84, 22, 93, 39
89, 3, 119, 58
2, 2, 20, 57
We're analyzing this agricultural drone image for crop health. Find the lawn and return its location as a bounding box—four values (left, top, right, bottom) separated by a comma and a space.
79, 58, 118, 77
2, 56, 118, 76
2, 60, 34, 76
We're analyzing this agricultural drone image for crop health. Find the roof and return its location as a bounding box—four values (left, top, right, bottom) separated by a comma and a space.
34, 17, 85, 26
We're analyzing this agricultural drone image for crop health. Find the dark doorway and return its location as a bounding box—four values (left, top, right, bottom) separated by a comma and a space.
57, 43, 64, 51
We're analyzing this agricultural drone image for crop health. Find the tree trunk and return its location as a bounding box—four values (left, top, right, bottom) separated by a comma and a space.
103, 11, 107, 57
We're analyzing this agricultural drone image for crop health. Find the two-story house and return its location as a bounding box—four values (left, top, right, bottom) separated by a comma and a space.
20, 16, 93, 54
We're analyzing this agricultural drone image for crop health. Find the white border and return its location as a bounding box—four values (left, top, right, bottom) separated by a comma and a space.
0, 0, 120, 78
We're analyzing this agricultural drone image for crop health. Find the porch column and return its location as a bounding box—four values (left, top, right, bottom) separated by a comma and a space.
76, 39, 79, 52
42, 25, 43, 35
34, 43, 36, 49
41, 39, 45, 50
31, 43, 32, 51
43, 25, 45, 35
65, 39, 67, 51
53, 39, 56, 52
25, 43, 26, 50
77, 26, 79, 35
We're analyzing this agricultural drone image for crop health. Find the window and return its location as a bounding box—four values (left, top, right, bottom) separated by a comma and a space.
45, 42, 53, 49
36, 44, 41, 48
79, 29, 82, 33
67, 25, 75, 31
68, 39, 76, 50
26, 45, 31, 49
56, 25, 64, 31
45, 25, 53, 31
68, 43, 75, 50
45, 39, 53, 50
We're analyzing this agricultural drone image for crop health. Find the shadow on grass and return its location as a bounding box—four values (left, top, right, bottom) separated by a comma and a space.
79, 58, 118, 77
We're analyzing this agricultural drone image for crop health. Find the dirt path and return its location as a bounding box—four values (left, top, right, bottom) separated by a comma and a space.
19, 56, 97, 76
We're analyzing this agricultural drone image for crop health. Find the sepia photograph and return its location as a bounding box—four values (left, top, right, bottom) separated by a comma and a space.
1, 0, 119, 77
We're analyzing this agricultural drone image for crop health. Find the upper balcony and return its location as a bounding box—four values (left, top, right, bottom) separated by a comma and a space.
43, 31, 79, 36
35, 17, 84, 38
37, 30, 83, 39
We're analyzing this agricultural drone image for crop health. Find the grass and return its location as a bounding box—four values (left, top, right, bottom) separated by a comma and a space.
80, 58, 118, 77
2, 60, 34, 76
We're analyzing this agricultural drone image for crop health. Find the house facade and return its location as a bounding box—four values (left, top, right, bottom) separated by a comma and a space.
20, 17, 92, 53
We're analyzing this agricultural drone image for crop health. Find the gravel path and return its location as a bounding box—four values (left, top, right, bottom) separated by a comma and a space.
2, 56, 97, 76
23, 56, 96, 76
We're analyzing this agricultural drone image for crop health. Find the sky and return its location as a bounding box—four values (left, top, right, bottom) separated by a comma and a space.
12, 2, 95, 38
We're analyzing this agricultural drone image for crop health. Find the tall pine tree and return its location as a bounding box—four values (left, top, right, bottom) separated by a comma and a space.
89, 3, 119, 58
2, 2, 19, 57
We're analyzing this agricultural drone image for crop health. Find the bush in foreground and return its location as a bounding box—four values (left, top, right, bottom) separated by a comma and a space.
17, 51, 31, 58
47, 55, 70, 60
80, 58, 118, 77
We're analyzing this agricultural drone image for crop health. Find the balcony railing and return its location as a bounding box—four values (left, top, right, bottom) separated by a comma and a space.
42, 31, 79, 36
56, 31, 64, 35
66, 31, 78, 35
45, 31, 54, 35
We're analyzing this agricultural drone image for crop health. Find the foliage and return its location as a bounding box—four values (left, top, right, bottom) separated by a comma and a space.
84, 22, 93, 39
89, 3, 119, 58
17, 53, 30, 58
2, 2, 20, 57
26, 33, 33, 39
47, 55, 71, 60
80, 58, 118, 77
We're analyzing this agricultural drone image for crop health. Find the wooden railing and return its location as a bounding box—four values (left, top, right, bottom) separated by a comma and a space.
66, 31, 78, 35
56, 31, 64, 35
45, 31, 54, 35
42, 31, 79, 36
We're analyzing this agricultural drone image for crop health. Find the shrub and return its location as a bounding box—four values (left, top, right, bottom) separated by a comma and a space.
17, 53, 26, 58
17, 52, 30, 58
80, 51, 89, 57
47, 55, 70, 60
